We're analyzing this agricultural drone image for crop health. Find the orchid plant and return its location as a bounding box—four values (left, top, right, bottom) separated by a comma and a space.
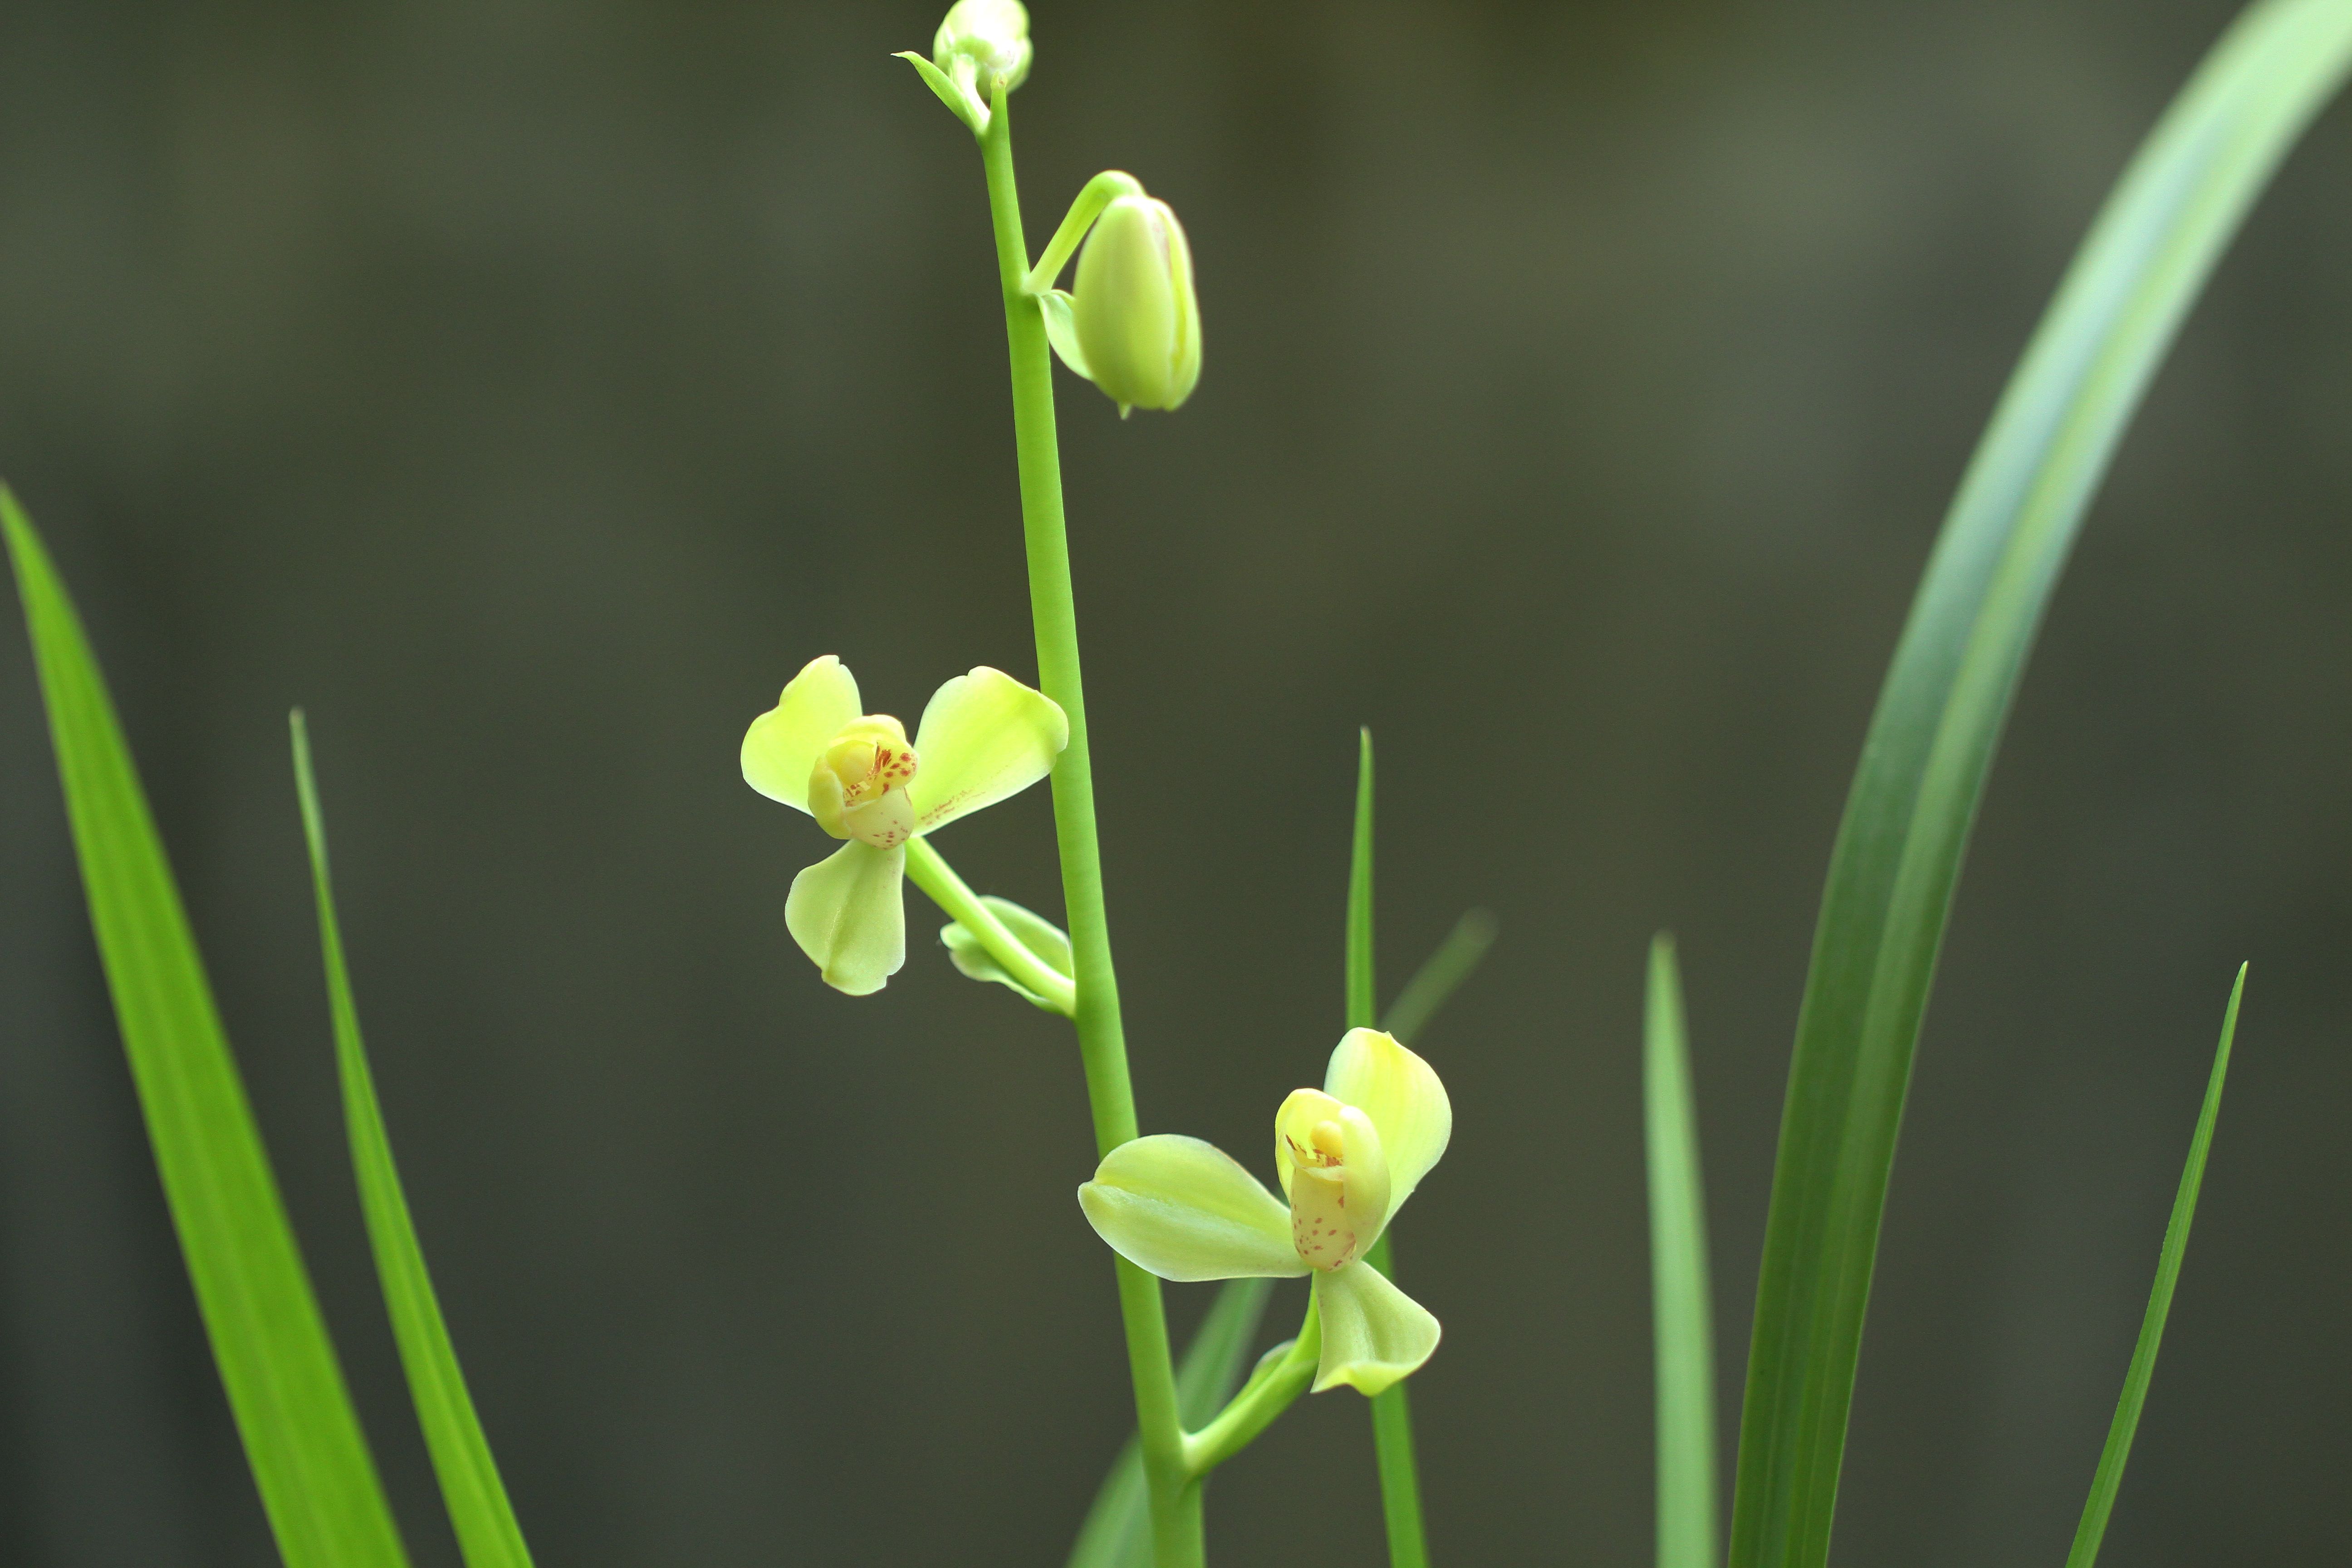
5, 2, 2345, 1567
739, 5, 1480, 1558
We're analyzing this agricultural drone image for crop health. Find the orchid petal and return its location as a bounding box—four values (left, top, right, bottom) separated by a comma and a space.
907, 666, 1068, 833
1312, 1262, 1441, 1396
743, 655, 862, 811
1324, 1029, 1451, 1218
784, 840, 906, 995
1079, 1136, 1306, 1283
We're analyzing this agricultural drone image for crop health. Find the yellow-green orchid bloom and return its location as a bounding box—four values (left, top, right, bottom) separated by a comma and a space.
1078, 1029, 1451, 1395
742, 655, 1067, 996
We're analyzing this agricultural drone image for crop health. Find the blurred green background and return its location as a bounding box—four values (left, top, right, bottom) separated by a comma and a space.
1, 0, 2347, 1563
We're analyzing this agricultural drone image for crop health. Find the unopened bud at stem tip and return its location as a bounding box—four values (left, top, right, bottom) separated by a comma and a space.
934, 0, 1032, 96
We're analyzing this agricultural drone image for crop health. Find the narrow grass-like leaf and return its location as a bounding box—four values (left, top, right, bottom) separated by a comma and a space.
1348, 729, 1431, 1568
1729, 9, 2352, 1568
1646, 936, 1718, 1568
1382, 909, 1498, 1046
1347, 727, 1378, 1031
1068, 1278, 1273, 1568
2, 495, 410, 1568
292, 712, 536, 1568
2063, 964, 2244, 1568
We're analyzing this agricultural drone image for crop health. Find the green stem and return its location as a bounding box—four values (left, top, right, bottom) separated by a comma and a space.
975, 88, 1193, 1567
1347, 731, 1432, 1568
903, 837, 1076, 1014
1182, 1303, 1322, 1475
1023, 169, 1146, 296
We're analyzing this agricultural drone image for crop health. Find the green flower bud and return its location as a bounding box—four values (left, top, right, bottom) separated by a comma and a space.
933, 0, 1031, 97
1071, 195, 1201, 414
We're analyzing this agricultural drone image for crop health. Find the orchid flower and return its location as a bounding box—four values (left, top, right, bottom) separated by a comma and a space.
742, 655, 1067, 996
1078, 1028, 1451, 1396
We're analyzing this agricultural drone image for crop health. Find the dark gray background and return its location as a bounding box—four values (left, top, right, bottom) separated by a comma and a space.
1, 0, 2347, 1563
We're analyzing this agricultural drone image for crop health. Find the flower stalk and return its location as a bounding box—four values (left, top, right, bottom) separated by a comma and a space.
1022, 170, 1145, 297
902, 839, 1075, 1014
975, 84, 1197, 1567
1181, 1315, 1322, 1475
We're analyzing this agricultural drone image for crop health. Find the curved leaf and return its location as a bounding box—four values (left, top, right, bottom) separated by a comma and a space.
293, 713, 535, 1568
4, 495, 410, 1568
1729, 7, 2352, 1567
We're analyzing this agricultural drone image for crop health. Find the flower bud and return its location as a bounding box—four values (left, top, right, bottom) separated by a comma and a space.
1072, 195, 1201, 414
933, 0, 1031, 97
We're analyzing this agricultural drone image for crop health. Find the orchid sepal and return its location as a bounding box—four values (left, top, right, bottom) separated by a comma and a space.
1078, 1135, 1307, 1283
1310, 1259, 1441, 1396
784, 841, 907, 996
1323, 1028, 1451, 1218
909, 666, 1067, 833
742, 655, 861, 810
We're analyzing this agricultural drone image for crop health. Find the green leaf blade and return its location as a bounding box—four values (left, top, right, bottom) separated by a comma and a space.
1361, 1323, 1428, 1568
292, 712, 536, 1568
2063, 964, 2244, 1568
1348, 727, 1377, 1033
1380, 909, 1496, 1047
3, 495, 410, 1568
1646, 936, 1718, 1568
1727, 8, 2352, 1568
1346, 727, 1431, 1568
